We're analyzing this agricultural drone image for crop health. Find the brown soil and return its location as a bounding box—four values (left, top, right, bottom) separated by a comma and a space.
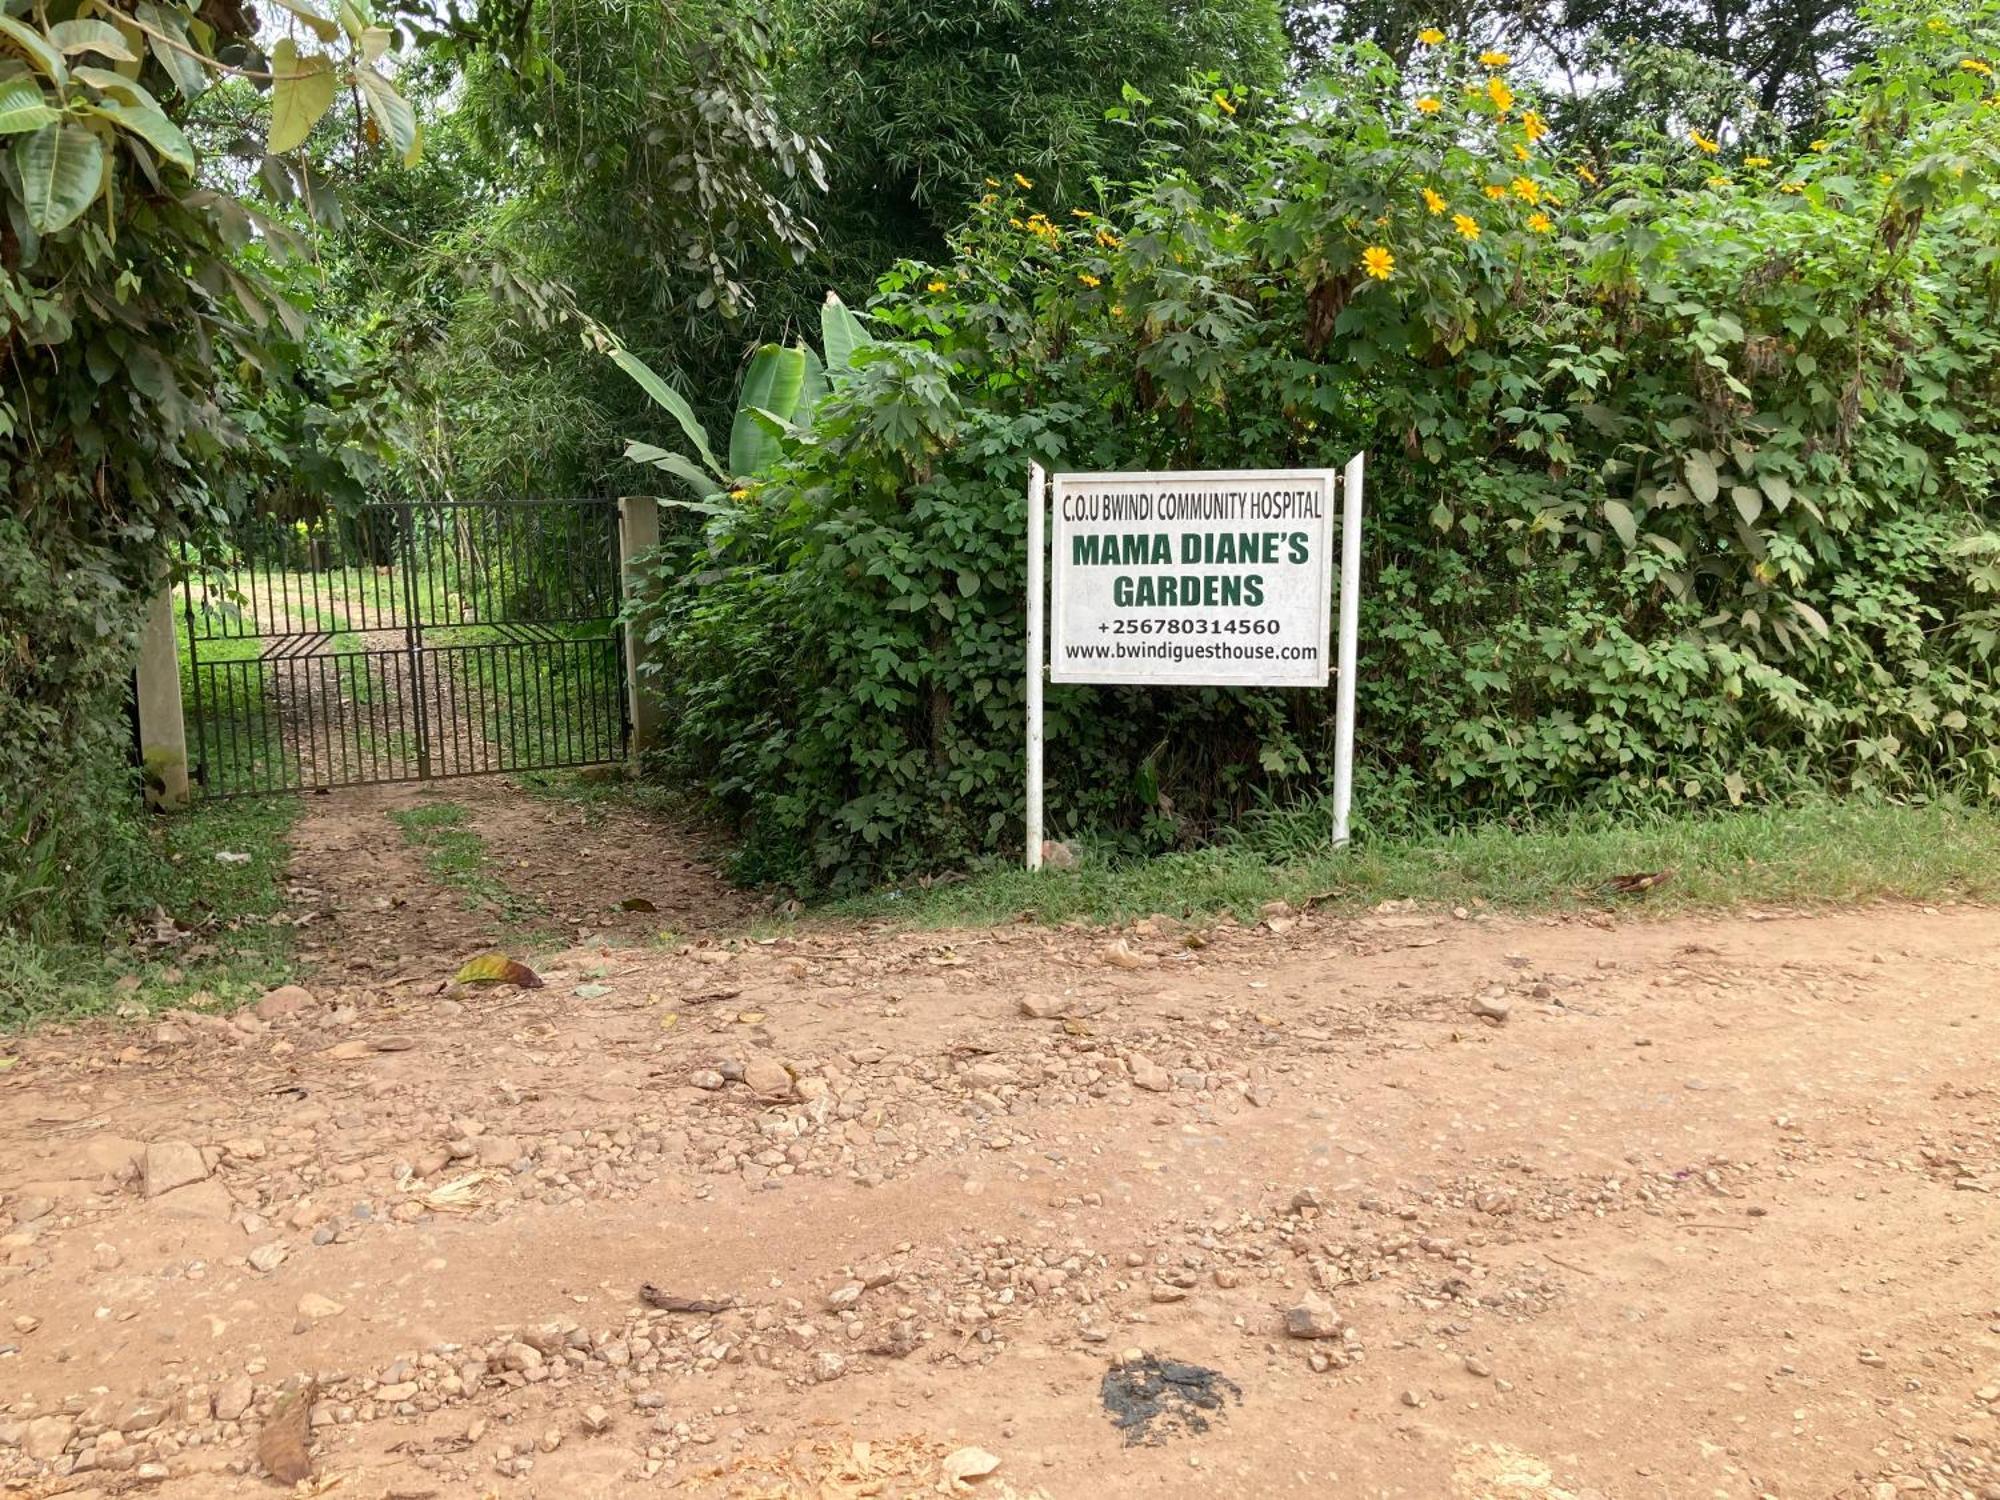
2, 795, 1997, 1500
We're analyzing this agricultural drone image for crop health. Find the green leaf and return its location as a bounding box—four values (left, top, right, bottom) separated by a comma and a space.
15, 121, 103, 232
820, 290, 873, 382
0, 73, 58, 134
1602, 497, 1638, 549
267, 39, 335, 154
1684, 450, 1720, 505
624, 440, 719, 499
48, 19, 135, 61
74, 67, 163, 109
268, 0, 340, 43
357, 68, 418, 163
797, 344, 828, 427
91, 99, 193, 169
0, 15, 67, 86
729, 343, 806, 476
1731, 485, 1762, 525
608, 347, 722, 480
135, 3, 203, 99
1756, 472, 1792, 511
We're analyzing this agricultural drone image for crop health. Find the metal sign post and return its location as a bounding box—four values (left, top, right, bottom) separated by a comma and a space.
1025, 455, 1364, 867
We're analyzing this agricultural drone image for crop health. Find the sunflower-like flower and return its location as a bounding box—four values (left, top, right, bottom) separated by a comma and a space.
1361, 245, 1395, 281
1452, 214, 1481, 240
1422, 186, 1448, 215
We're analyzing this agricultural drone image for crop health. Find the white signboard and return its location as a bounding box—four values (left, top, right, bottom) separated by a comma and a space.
1023, 457, 1365, 868
1049, 469, 1336, 687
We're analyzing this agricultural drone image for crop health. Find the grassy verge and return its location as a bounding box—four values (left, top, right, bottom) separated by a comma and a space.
389, 801, 556, 939
823, 798, 2000, 930
0, 795, 301, 1030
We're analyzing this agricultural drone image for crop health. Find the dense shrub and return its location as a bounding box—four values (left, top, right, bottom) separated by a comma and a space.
633, 8, 2000, 890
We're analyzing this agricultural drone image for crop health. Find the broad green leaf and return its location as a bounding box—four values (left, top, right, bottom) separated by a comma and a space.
0, 15, 67, 86
359, 25, 392, 60
267, 39, 335, 154
269, 0, 340, 43
0, 73, 57, 134
797, 344, 828, 428
820, 290, 873, 382
1602, 497, 1638, 549
91, 99, 193, 169
729, 343, 806, 476
336, 0, 369, 42
357, 67, 418, 163
135, 3, 203, 99
1684, 450, 1719, 504
75, 66, 162, 109
1731, 485, 1762, 525
48, 19, 134, 61
1757, 472, 1792, 510
1791, 600, 1830, 638
15, 121, 103, 232
608, 348, 722, 479
624, 440, 719, 499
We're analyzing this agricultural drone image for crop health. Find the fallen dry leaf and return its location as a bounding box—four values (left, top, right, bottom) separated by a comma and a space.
454, 954, 544, 989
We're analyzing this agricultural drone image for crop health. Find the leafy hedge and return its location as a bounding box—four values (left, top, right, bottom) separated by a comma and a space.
634, 12, 2000, 890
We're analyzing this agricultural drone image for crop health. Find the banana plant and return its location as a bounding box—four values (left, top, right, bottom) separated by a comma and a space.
610, 291, 874, 502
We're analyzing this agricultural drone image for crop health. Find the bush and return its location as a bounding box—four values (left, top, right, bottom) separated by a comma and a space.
636, 13, 2000, 890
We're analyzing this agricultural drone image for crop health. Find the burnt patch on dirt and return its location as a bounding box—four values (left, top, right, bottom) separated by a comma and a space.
1100, 1354, 1242, 1445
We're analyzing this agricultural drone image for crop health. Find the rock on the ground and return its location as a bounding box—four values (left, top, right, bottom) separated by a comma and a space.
213, 1377, 254, 1423
22, 1415, 74, 1461
1129, 1055, 1173, 1092
1469, 993, 1512, 1023
1284, 1296, 1343, 1339
142, 1141, 209, 1198
295, 1293, 344, 1321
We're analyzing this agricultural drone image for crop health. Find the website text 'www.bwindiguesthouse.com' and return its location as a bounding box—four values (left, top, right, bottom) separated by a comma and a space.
1062, 639, 1319, 665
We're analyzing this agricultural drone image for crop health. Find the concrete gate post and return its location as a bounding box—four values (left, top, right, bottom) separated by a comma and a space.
617, 497, 662, 758
136, 587, 190, 809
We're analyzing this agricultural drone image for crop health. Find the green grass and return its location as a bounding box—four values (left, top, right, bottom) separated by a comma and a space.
0, 795, 301, 1030
822, 798, 2000, 930
389, 801, 555, 938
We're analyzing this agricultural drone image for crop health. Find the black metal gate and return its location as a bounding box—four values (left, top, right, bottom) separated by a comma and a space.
180, 499, 628, 797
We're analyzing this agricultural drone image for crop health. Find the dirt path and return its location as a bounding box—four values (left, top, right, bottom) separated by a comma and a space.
3, 885, 1998, 1499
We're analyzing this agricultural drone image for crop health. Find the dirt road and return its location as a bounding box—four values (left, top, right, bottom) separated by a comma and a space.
2, 793, 1997, 1499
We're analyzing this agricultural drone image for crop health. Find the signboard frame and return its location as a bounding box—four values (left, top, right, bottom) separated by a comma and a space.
1024, 453, 1364, 867
1048, 468, 1339, 688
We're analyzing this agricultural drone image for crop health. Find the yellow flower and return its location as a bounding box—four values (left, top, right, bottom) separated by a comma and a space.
1487, 76, 1514, 113
1743, 156, 1771, 167
926, 279, 947, 293
1523, 109, 1548, 141
1689, 130, 1720, 154
1416, 95, 1442, 114
983, 177, 999, 187
1110, 304, 1125, 318
1095, 227, 1120, 248
1809, 138, 1829, 152
1422, 186, 1448, 215
1577, 163, 1599, 185
1927, 15, 1948, 30
1071, 207, 1092, 218
1510, 175, 1540, 202
1213, 90, 1237, 115
1706, 174, 1731, 187
1452, 213, 1481, 240
1527, 211, 1553, 233
1417, 26, 1445, 44
1962, 58, 1994, 76
1361, 244, 1395, 281
1779, 180, 1805, 194
1008, 216, 1024, 228
1483, 183, 1509, 200
1479, 50, 1511, 67
1077, 272, 1101, 288
728, 488, 750, 500
1013, 172, 1034, 188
